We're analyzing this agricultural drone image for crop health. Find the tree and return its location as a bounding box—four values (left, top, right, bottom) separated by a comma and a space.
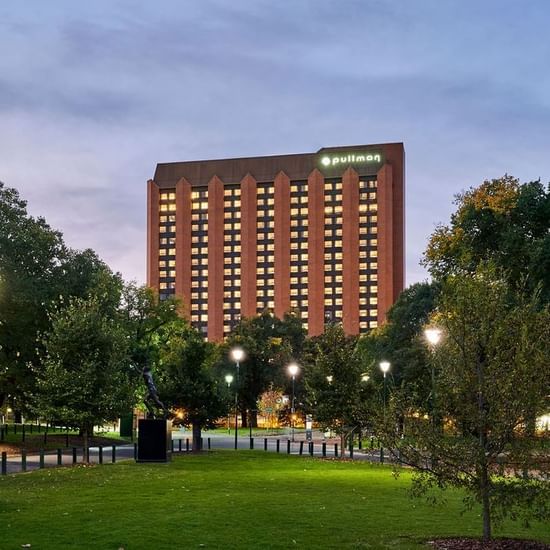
303, 324, 371, 455
0, 182, 66, 413
358, 282, 440, 411
221, 311, 306, 428
158, 322, 226, 451
423, 175, 550, 302
36, 296, 135, 458
380, 270, 550, 541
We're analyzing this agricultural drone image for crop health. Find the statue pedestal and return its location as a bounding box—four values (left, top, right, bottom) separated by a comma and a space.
137, 419, 172, 463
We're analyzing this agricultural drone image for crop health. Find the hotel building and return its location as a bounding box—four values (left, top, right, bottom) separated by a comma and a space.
147, 143, 404, 341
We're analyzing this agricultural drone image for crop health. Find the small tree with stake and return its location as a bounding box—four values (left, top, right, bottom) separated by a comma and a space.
380, 268, 550, 541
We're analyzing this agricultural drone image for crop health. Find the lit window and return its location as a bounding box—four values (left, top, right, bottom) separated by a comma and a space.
369, 321, 378, 329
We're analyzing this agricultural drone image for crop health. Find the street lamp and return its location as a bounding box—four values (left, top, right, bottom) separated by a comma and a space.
230, 347, 245, 449
288, 362, 300, 442
424, 327, 442, 429
225, 374, 233, 434
379, 361, 391, 421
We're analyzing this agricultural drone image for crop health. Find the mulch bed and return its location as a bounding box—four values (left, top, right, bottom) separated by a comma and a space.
429, 538, 550, 549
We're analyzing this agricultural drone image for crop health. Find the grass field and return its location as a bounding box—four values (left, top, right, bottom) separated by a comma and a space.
0, 451, 548, 549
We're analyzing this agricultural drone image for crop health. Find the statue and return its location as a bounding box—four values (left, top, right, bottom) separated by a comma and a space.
142, 366, 168, 419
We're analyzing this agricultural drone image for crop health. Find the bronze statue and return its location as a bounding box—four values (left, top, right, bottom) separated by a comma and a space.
142, 366, 168, 419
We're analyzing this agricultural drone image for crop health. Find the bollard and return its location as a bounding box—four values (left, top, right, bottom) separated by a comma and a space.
349, 443, 354, 459
99, 446, 103, 465
200, 437, 204, 450
39, 449, 45, 469
250, 437, 254, 450
334, 444, 338, 457
72, 447, 77, 464
133, 443, 138, 460
186, 438, 190, 452
208, 437, 211, 450
309, 442, 314, 456
178, 439, 182, 452
112, 445, 116, 463
57, 448, 62, 466
276, 439, 280, 453
171, 439, 174, 452
287, 440, 291, 454
299, 441, 304, 455
1, 452, 6, 475
358, 438, 362, 450
22, 450, 27, 472
264, 438, 268, 451
380, 447, 384, 464
85, 446, 90, 463
322, 442, 326, 457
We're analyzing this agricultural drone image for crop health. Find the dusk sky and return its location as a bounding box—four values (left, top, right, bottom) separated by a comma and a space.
1, 1, 549, 285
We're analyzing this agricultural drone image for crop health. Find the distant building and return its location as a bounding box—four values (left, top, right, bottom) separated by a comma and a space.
147, 143, 405, 341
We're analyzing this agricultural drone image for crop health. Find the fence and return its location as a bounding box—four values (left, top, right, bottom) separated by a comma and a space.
2, 435, 396, 476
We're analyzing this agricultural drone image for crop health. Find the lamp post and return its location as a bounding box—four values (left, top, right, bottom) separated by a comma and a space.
424, 327, 442, 429
230, 347, 245, 450
379, 361, 391, 421
225, 374, 233, 434
288, 362, 300, 442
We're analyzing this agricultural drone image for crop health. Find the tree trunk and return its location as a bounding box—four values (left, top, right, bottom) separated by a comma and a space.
481, 466, 492, 541
241, 408, 248, 429
83, 426, 89, 463
249, 409, 258, 428
192, 422, 202, 453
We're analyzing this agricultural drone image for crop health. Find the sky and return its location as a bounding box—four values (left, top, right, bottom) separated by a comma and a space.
1, 0, 549, 286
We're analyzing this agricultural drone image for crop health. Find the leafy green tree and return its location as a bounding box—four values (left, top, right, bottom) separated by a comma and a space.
358, 282, 439, 410
303, 324, 371, 455
221, 311, 306, 428
36, 296, 135, 458
380, 270, 550, 541
158, 322, 226, 451
0, 182, 66, 414
423, 175, 550, 302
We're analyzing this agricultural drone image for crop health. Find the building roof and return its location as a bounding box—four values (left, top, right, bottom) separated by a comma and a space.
152, 142, 404, 187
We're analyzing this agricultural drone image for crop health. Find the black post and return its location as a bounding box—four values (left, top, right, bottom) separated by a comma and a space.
72, 447, 77, 464
334, 444, 338, 457
250, 437, 254, 450
112, 445, 116, 463
309, 442, 314, 456
171, 439, 174, 452
99, 446, 103, 464
276, 439, 280, 453
186, 438, 190, 452
22, 424, 25, 442
57, 448, 62, 466
299, 441, 304, 455
133, 443, 138, 460
380, 447, 384, 463
264, 438, 268, 451
349, 441, 354, 459
1, 451, 6, 475
200, 437, 204, 450
208, 437, 211, 450
39, 449, 45, 469
322, 442, 326, 457
287, 440, 291, 454
178, 439, 182, 452
0, 425, 4, 442
22, 450, 27, 472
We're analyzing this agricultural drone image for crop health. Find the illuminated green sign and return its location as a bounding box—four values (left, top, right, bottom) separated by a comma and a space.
320, 152, 382, 168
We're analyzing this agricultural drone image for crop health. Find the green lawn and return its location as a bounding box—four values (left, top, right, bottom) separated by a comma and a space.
0, 451, 548, 549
